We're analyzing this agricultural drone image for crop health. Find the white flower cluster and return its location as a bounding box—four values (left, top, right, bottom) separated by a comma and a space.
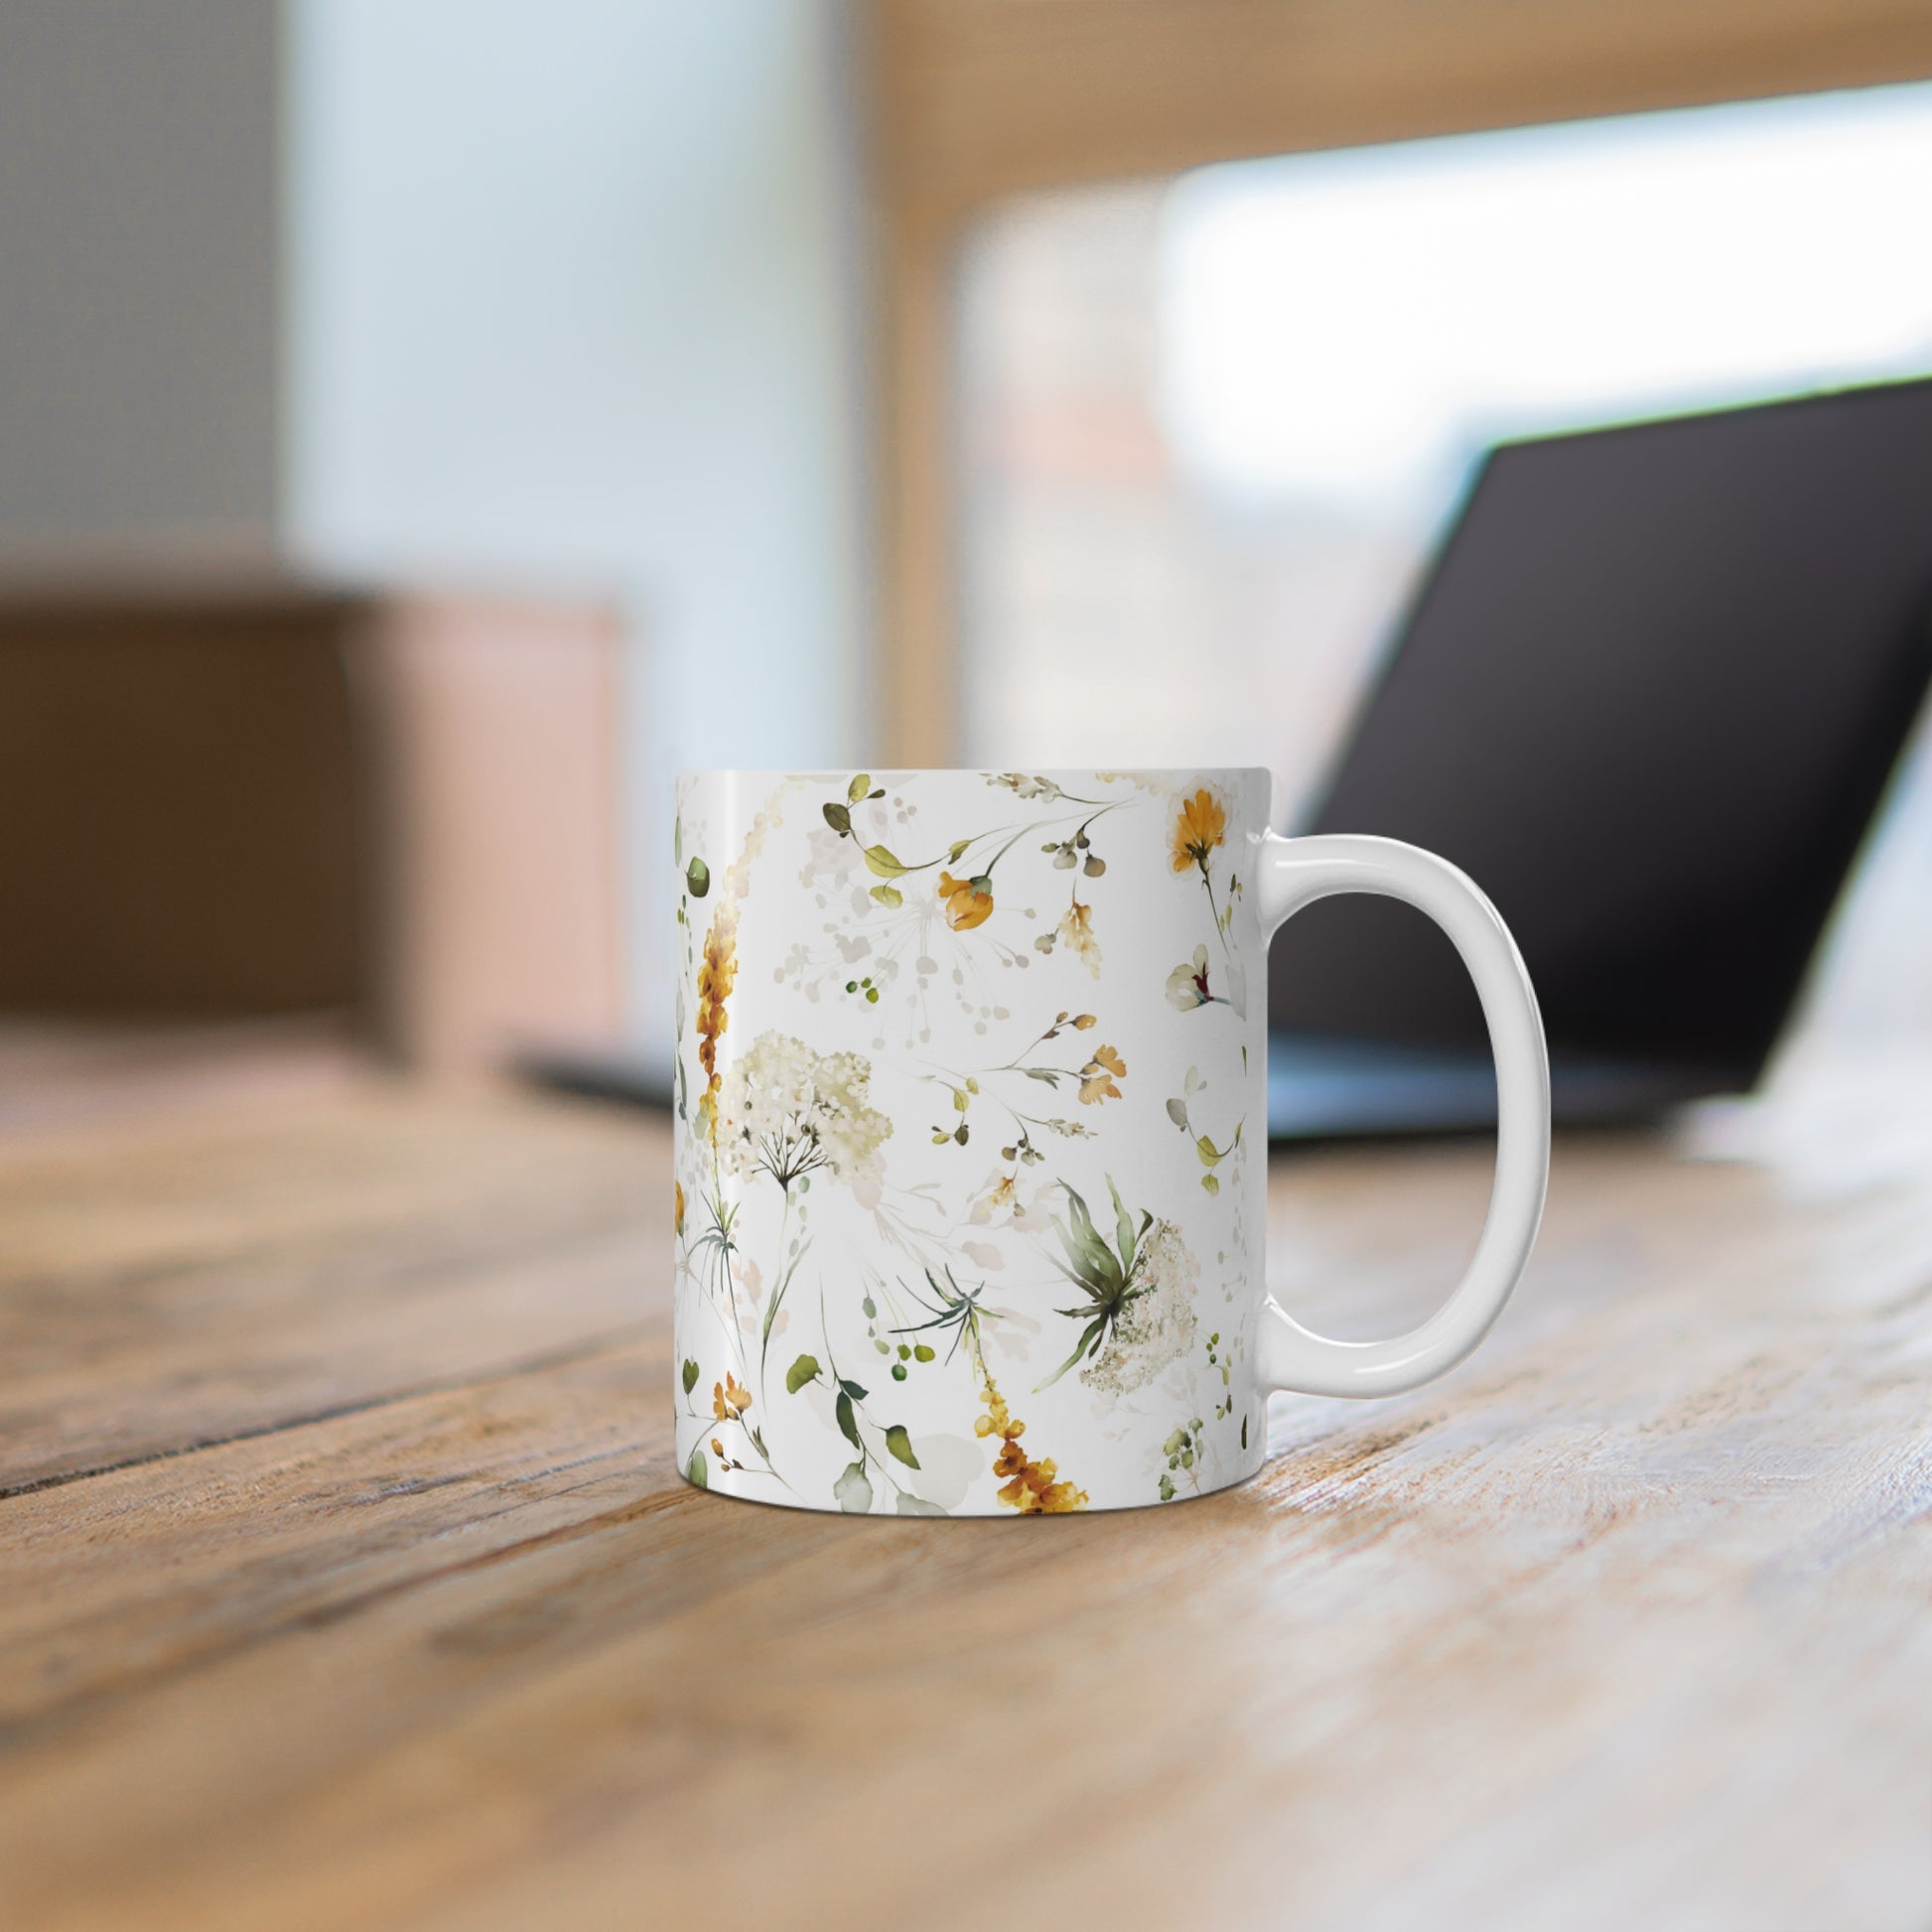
717, 1030, 892, 1188
1082, 1218, 1199, 1399
798, 821, 859, 892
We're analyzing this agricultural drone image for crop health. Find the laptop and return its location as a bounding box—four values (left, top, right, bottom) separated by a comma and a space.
1266, 376, 1932, 1138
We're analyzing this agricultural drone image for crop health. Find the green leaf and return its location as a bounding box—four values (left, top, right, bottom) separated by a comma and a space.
1201, 1173, 1219, 1196
947, 837, 972, 863
1035, 1314, 1107, 1391
1050, 1209, 1092, 1282
1107, 1173, 1137, 1276
870, 883, 902, 907
835, 1390, 863, 1450
1241, 1415, 1249, 1451
822, 800, 852, 835
1062, 1179, 1097, 1248
681, 1358, 699, 1396
862, 844, 906, 879
685, 857, 710, 898
912, 1343, 935, 1362
884, 1425, 921, 1469
686, 1447, 709, 1488
839, 1378, 869, 1402
848, 772, 871, 803
951, 1086, 970, 1113
784, 1352, 821, 1394
1056, 1183, 1121, 1297
833, 1460, 873, 1513
895, 1492, 947, 1516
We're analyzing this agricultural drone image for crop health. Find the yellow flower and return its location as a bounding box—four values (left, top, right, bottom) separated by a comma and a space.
977, 1375, 1086, 1513
1057, 898, 1102, 978
937, 870, 994, 930
1172, 787, 1227, 876
674, 1179, 686, 1237
1077, 1043, 1127, 1105
695, 901, 739, 1121
713, 1372, 752, 1423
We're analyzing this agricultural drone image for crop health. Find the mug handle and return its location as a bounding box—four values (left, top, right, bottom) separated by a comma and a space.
1255, 833, 1551, 1398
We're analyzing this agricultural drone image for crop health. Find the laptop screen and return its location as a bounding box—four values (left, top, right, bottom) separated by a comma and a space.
1269, 377, 1932, 1084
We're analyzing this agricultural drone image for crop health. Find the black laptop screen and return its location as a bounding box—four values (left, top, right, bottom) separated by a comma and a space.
1268, 378, 1932, 1082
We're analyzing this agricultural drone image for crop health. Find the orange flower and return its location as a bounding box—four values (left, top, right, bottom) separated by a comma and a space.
674, 1179, 686, 1238
975, 1376, 1086, 1513
1172, 787, 1227, 876
695, 901, 739, 1104
937, 870, 994, 931
1077, 1043, 1127, 1105
713, 1371, 752, 1423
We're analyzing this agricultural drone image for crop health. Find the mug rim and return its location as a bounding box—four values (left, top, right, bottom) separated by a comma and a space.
675, 765, 1275, 782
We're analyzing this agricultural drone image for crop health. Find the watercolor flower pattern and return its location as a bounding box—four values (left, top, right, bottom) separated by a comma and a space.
970, 1171, 1030, 1225
1082, 1219, 1199, 1398
695, 901, 738, 1123
977, 1375, 1087, 1513
717, 1031, 892, 1191
1172, 787, 1227, 878
1077, 1044, 1127, 1105
1166, 944, 1218, 1010
674, 769, 1261, 1515
937, 869, 995, 930
1057, 897, 1102, 977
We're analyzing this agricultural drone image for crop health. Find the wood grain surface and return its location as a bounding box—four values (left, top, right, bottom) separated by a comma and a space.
0, 1075, 1926, 1930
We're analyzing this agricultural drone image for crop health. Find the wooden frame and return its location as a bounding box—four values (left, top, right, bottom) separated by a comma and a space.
870, 0, 1932, 763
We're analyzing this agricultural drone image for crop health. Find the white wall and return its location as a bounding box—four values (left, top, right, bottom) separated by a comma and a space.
0, 1, 869, 1050
285, 0, 869, 1050
0, 0, 281, 561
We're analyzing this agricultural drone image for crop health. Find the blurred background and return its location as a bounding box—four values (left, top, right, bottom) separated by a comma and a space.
4, 0, 1932, 1120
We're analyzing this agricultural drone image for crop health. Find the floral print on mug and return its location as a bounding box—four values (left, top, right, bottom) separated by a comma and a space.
672, 768, 1271, 1515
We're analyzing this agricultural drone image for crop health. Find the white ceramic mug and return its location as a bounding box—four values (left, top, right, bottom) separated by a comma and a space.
672, 769, 1548, 1515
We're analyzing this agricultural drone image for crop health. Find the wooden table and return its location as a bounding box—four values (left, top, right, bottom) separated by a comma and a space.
1, 1065, 1927, 1930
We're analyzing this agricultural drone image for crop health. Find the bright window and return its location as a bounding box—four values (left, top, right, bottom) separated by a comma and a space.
958, 82, 1932, 836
